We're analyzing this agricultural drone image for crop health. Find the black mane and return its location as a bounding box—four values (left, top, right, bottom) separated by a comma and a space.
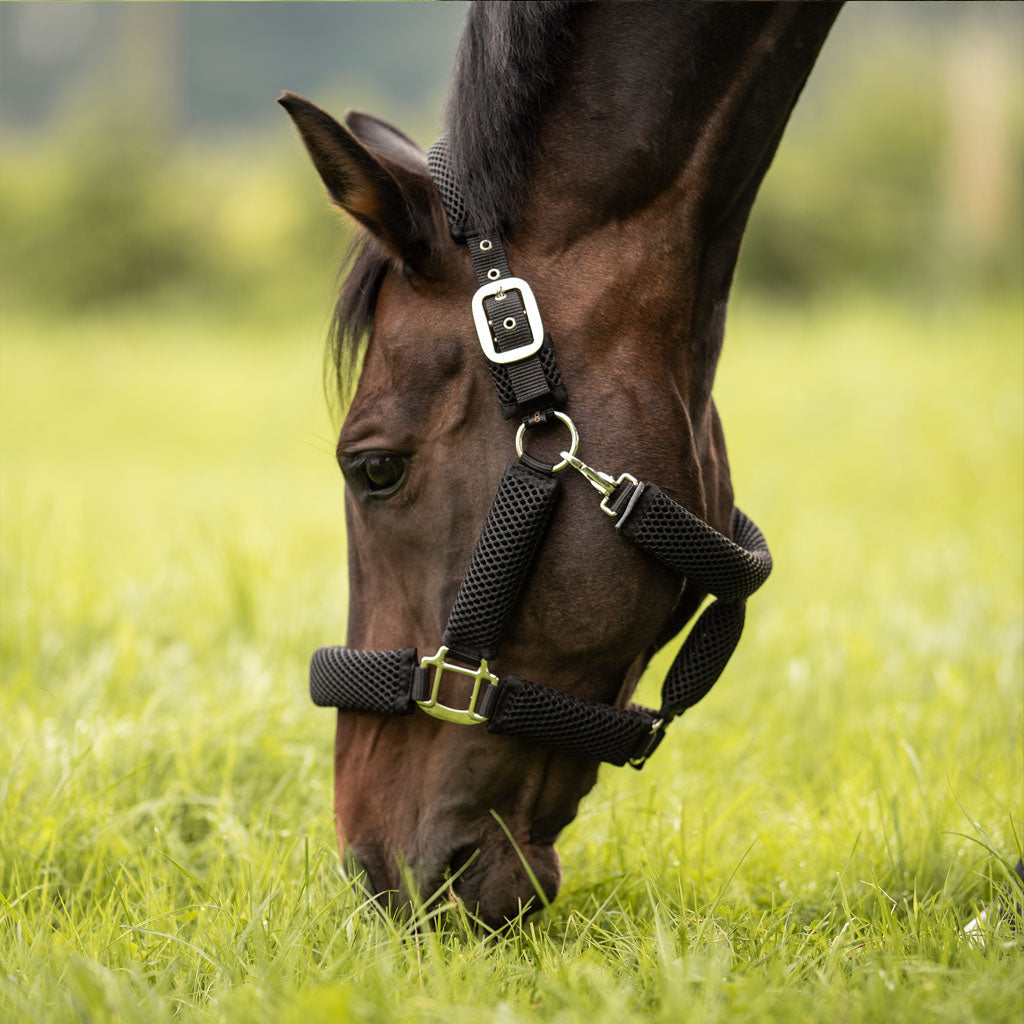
445, 1, 582, 234
329, 1, 581, 397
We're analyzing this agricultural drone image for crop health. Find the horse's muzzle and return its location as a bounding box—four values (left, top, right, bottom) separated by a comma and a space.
346, 829, 560, 929
446, 830, 561, 928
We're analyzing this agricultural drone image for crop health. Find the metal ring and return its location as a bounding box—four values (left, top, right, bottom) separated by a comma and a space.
487, 268, 500, 280
503, 317, 516, 330
514, 411, 579, 473
479, 239, 493, 251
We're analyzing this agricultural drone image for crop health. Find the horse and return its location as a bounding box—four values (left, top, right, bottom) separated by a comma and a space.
280, 1, 842, 928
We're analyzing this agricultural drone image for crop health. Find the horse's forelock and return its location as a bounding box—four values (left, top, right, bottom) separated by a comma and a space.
328, 238, 389, 405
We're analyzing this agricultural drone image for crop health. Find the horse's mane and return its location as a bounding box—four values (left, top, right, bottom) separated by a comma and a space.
329, 1, 582, 398
445, 0, 582, 235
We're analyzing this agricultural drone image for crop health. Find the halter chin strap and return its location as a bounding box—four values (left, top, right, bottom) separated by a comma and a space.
308, 136, 772, 769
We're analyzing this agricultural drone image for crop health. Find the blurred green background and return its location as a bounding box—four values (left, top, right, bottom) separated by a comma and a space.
1, 0, 1021, 808
1, 1, 1021, 319
1, 5, 1022, 1020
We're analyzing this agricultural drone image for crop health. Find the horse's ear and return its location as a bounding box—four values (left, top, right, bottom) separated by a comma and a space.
278, 92, 435, 269
343, 110, 428, 177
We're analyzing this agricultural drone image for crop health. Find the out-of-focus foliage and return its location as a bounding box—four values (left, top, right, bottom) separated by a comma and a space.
0, 3, 1019, 321
740, 12, 1023, 303
0, 0, 461, 320
0, 117, 345, 318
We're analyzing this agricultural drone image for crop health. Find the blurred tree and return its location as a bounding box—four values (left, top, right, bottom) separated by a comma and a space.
737, 3, 1022, 303
0, 2, 1019, 318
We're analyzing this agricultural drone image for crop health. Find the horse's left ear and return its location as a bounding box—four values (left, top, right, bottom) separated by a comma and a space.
278, 91, 436, 270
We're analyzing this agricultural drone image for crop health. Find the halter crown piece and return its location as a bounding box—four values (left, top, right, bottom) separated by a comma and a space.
308, 137, 772, 768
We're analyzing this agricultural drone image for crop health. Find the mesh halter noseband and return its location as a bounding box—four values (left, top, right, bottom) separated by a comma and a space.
307, 138, 772, 768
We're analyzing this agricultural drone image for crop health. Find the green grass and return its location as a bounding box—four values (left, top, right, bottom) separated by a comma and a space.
1, 298, 1021, 1022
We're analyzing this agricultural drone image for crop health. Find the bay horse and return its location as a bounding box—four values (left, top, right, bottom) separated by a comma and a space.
281, 1, 841, 927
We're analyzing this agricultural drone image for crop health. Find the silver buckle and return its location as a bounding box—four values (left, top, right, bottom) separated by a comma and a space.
471, 277, 544, 365
416, 646, 499, 725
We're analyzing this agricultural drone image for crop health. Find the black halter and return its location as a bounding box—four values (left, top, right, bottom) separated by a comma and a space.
308, 138, 772, 769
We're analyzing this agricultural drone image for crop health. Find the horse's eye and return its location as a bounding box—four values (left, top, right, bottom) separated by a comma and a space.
363, 454, 405, 490
342, 452, 409, 497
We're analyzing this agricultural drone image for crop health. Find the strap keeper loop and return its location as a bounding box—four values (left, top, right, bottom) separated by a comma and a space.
610, 480, 646, 527
521, 407, 557, 429
410, 665, 432, 703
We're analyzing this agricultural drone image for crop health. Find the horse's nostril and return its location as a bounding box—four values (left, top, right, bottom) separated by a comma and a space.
440, 836, 562, 928
447, 844, 480, 883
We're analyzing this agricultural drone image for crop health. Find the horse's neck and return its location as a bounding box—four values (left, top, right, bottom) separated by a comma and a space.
525, 3, 839, 244
520, 2, 839, 415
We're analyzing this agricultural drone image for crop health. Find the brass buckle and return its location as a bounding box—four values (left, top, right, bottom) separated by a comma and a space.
416, 646, 499, 725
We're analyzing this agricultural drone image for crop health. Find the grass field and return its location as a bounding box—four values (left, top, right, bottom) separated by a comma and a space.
1, 297, 1021, 1022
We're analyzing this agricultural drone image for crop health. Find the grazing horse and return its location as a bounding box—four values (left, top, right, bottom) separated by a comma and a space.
281, 1, 841, 926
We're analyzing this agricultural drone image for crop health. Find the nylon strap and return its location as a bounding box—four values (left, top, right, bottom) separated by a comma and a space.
427, 136, 567, 418
442, 460, 561, 663
309, 480, 772, 766
613, 487, 772, 602
309, 647, 418, 716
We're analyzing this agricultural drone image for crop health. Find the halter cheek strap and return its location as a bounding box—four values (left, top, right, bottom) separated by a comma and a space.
428, 136, 568, 420
307, 136, 773, 769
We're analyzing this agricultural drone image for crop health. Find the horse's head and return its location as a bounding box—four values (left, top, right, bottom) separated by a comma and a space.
281, 3, 837, 926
